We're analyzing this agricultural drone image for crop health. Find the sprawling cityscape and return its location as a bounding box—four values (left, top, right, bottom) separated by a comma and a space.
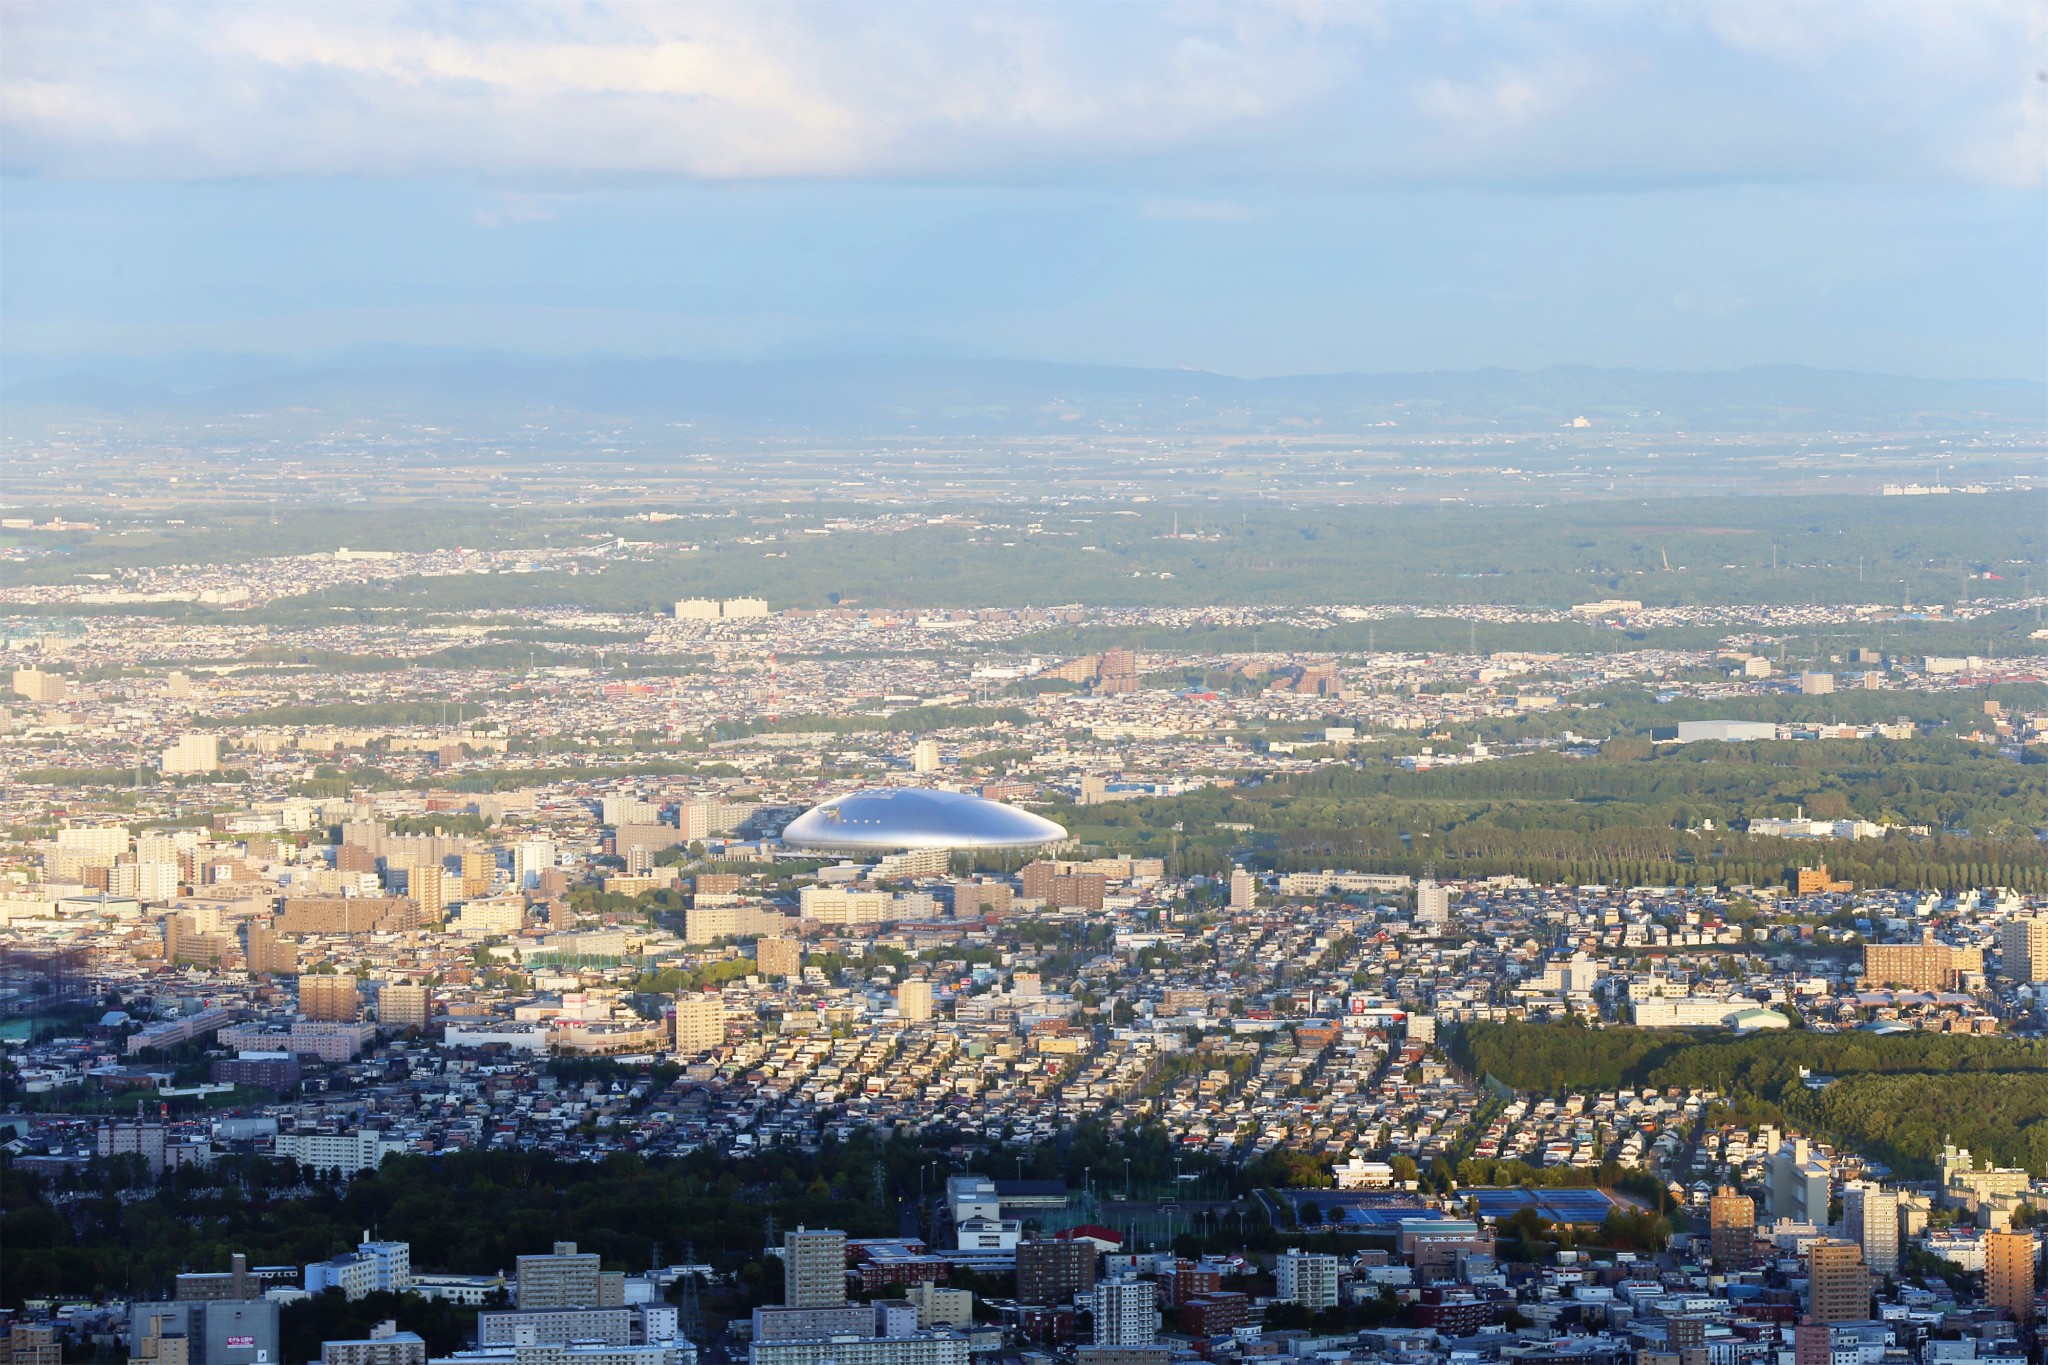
4, 5, 2047, 1365
2, 471, 2046, 1365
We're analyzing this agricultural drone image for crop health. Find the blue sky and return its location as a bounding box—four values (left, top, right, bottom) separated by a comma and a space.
3, 2, 2044, 384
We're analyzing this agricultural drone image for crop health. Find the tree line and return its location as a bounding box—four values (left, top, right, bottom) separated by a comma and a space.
1450, 1021, 2048, 1177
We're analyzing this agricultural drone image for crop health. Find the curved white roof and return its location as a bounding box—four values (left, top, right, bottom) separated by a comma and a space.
781, 788, 1067, 851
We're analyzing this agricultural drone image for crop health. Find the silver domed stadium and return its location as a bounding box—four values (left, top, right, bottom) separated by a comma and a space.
781, 787, 1067, 852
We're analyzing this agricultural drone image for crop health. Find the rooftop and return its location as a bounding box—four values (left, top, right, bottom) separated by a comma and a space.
781, 788, 1066, 852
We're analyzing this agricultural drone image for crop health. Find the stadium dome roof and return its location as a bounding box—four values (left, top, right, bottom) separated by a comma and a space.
781, 787, 1067, 852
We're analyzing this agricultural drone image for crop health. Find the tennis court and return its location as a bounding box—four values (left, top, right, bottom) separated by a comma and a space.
1284, 1192, 1436, 1229
1466, 1187, 1619, 1224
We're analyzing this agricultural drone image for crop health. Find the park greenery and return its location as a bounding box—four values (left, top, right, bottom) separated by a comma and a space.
1044, 736, 2048, 891
0, 1120, 1247, 1312
1451, 1021, 2048, 1178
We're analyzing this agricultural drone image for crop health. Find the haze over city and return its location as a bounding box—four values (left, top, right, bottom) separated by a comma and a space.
1, 8, 2046, 1365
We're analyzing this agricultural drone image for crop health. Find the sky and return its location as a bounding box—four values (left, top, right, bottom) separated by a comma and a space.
2, 1, 2044, 386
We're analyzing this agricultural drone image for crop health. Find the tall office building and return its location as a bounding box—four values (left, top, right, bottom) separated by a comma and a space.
1792, 1320, 1831, 1365
783, 1228, 847, 1308
1986, 1229, 2036, 1324
162, 734, 222, 775
2000, 917, 2048, 983
1768, 1138, 1831, 1222
1708, 1187, 1755, 1269
460, 849, 496, 897
514, 840, 557, 890
7, 1322, 61, 1365
757, 937, 800, 979
130, 1298, 279, 1365
1228, 870, 1256, 911
1274, 1249, 1340, 1310
246, 921, 299, 976
299, 974, 362, 1022
379, 983, 431, 1031
117, 860, 182, 901
54, 824, 130, 880
407, 864, 447, 922
602, 794, 661, 827
12, 667, 68, 703
676, 803, 712, 842
674, 994, 726, 1055
515, 1242, 621, 1309
911, 740, 941, 773
1660, 1317, 1713, 1365
1843, 1183, 1899, 1276
1095, 648, 1138, 694
896, 980, 933, 1023
1805, 1239, 1867, 1324
136, 831, 188, 867
1415, 880, 1451, 927
951, 879, 1013, 919
1092, 1279, 1158, 1347
1015, 1236, 1097, 1306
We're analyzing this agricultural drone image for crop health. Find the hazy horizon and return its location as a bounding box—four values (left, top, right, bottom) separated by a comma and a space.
12, 348, 2048, 399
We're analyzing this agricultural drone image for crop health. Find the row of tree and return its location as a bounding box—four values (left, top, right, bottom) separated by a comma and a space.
1450, 1022, 2048, 1177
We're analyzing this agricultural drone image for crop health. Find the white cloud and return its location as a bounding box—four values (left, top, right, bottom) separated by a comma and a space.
1413, 57, 1600, 136
0, 1, 2039, 187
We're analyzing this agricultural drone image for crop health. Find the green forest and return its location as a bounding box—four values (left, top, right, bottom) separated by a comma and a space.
1451, 1022, 2048, 1177
1043, 737, 2048, 891
4, 493, 2043, 620
0, 1120, 1232, 1312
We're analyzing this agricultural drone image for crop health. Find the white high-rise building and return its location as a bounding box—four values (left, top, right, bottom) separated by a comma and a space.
674, 994, 726, 1054
602, 795, 661, 827
1229, 869, 1256, 910
1768, 1138, 1831, 1222
12, 667, 67, 702
55, 825, 130, 879
798, 885, 894, 926
1274, 1249, 1340, 1309
111, 861, 181, 901
897, 980, 933, 1022
911, 740, 941, 773
1844, 1182, 1899, 1276
1415, 880, 1451, 927
1092, 1279, 1157, 1347
514, 840, 557, 889
135, 831, 190, 864
162, 733, 222, 775
358, 1236, 414, 1292
456, 899, 525, 935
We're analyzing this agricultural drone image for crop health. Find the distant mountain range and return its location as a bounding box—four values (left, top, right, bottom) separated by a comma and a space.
3, 357, 2042, 435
